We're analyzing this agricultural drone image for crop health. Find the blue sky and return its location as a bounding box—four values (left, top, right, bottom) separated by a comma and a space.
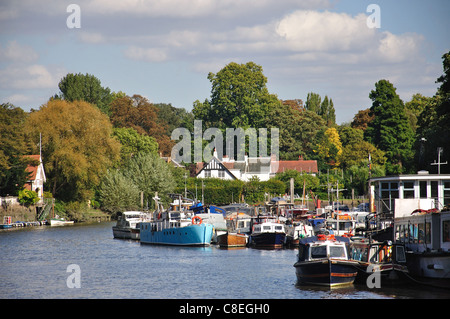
1, 0, 449, 124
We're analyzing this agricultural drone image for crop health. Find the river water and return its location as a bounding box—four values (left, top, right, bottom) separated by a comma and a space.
1, 221, 449, 301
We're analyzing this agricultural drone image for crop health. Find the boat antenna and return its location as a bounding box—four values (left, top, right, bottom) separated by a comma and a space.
430, 147, 447, 174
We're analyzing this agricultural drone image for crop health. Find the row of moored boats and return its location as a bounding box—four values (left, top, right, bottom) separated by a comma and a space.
112, 194, 450, 289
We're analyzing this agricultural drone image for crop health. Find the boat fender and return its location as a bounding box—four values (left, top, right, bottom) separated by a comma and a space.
192, 216, 202, 225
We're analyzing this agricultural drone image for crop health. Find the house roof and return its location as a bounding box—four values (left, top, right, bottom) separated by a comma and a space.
195, 157, 237, 179
23, 155, 41, 181
273, 160, 318, 174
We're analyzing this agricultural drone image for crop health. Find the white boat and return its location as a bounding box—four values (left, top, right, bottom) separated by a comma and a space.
112, 211, 150, 240
370, 172, 450, 284
249, 216, 286, 249
49, 217, 74, 226
394, 209, 450, 281
285, 220, 314, 247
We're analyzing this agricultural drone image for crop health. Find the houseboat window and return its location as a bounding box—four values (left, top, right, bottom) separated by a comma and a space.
263, 226, 271, 231
369, 246, 380, 263
420, 181, 427, 198
444, 181, 450, 206
330, 246, 346, 258
339, 221, 353, 231
311, 245, 327, 259
418, 223, 425, 243
350, 247, 367, 261
431, 181, 438, 199
381, 182, 398, 214
275, 226, 283, 231
396, 246, 406, 263
403, 181, 415, 199
443, 220, 450, 242
425, 222, 431, 243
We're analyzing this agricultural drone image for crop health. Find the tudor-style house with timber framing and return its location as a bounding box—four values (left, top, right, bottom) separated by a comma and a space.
195, 150, 318, 181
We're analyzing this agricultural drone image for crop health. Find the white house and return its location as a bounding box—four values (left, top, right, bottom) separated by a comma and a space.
23, 155, 46, 202
195, 150, 318, 182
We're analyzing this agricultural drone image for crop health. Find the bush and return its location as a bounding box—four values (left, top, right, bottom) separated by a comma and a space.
18, 189, 40, 206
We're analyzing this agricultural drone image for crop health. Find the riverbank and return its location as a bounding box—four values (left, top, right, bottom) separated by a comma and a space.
0, 205, 111, 224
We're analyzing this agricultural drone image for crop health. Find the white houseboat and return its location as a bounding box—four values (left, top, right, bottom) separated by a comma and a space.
369, 172, 450, 282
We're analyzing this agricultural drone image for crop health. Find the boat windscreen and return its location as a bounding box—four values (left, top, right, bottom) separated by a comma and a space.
330, 246, 346, 258
311, 245, 327, 258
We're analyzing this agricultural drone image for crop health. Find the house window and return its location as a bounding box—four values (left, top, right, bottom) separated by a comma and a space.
204, 170, 211, 178
218, 170, 225, 178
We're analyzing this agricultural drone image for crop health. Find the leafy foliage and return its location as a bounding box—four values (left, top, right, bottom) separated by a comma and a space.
57, 73, 113, 115
18, 189, 40, 206
25, 99, 121, 201
364, 80, 415, 174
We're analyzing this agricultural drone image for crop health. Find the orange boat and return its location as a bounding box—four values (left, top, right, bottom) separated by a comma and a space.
217, 232, 248, 248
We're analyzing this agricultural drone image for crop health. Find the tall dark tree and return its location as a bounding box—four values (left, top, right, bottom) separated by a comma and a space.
416, 51, 450, 173
0, 103, 32, 196
364, 80, 415, 174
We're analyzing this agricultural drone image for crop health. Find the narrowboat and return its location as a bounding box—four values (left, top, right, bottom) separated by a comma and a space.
294, 234, 358, 287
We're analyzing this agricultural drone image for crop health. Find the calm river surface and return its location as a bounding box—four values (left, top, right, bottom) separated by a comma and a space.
1, 222, 449, 300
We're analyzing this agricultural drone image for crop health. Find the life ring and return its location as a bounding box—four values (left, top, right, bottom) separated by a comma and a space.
192, 216, 202, 225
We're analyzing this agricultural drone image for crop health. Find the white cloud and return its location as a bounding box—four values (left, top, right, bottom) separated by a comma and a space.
0, 41, 39, 63
85, 0, 331, 18
0, 64, 65, 89
124, 46, 168, 62
78, 32, 106, 44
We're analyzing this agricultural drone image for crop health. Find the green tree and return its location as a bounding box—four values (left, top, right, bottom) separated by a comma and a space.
415, 51, 450, 173
123, 152, 176, 206
99, 169, 140, 214
305, 92, 321, 113
193, 62, 280, 130
113, 127, 158, 165
0, 103, 31, 196
25, 99, 121, 201
404, 93, 432, 132
364, 80, 415, 174
57, 73, 113, 115
319, 96, 336, 126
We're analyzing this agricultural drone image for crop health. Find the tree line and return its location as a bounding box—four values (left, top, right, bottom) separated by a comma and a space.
1, 51, 449, 215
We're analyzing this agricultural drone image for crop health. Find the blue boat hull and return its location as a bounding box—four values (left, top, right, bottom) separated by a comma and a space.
140, 223, 214, 246
294, 259, 358, 287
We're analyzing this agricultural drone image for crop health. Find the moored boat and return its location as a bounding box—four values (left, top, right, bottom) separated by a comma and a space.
112, 211, 150, 240
0, 216, 13, 229
217, 232, 248, 248
294, 234, 358, 287
249, 216, 286, 249
349, 237, 409, 284
140, 210, 214, 246
49, 217, 74, 226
